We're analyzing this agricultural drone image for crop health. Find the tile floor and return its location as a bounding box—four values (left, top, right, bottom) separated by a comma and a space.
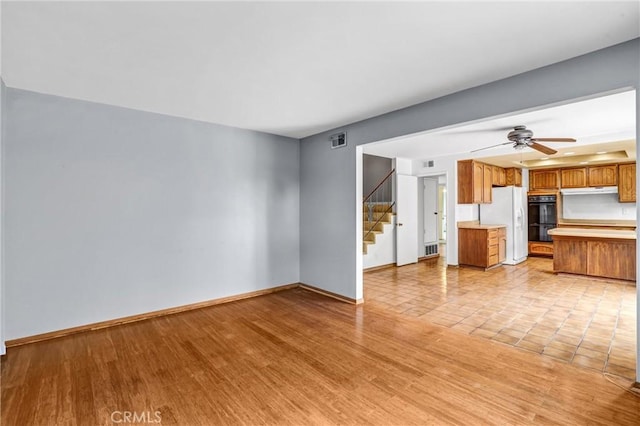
364, 255, 637, 380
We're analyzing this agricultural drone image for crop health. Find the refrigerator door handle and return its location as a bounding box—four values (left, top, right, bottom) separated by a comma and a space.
515, 207, 524, 228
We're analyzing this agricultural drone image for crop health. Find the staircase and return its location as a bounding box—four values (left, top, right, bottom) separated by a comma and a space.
363, 169, 395, 255
363, 203, 394, 254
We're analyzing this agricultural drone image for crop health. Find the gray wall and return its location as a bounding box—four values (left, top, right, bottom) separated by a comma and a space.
4, 88, 300, 339
300, 38, 640, 299
363, 154, 392, 200
0, 80, 5, 354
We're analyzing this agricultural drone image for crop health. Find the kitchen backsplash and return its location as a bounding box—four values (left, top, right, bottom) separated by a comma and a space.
562, 193, 636, 220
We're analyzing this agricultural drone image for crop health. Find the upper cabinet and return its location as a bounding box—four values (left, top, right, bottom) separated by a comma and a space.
458, 160, 492, 204
561, 167, 587, 188
541, 163, 622, 189
587, 164, 618, 187
492, 166, 506, 187
530, 169, 560, 190
505, 168, 523, 187
618, 162, 636, 203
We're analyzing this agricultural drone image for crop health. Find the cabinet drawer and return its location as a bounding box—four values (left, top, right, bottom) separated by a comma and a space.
488, 245, 499, 257
488, 254, 499, 266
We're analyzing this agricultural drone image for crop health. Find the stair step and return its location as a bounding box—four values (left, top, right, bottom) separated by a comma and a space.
362, 212, 393, 222
363, 222, 385, 232
364, 232, 377, 243
363, 240, 374, 254
363, 203, 394, 212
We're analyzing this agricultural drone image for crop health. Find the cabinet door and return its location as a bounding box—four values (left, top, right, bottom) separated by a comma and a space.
499, 167, 506, 186
457, 160, 473, 204
473, 162, 484, 203
530, 170, 559, 190
553, 239, 587, 274
505, 168, 523, 187
515, 169, 522, 187
492, 166, 506, 187
498, 228, 506, 262
618, 163, 636, 203
587, 240, 636, 281
482, 164, 492, 203
588, 164, 617, 186
561, 168, 587, 188
458, 228, 488, 267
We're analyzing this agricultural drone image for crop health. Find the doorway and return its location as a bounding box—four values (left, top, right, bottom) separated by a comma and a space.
419, 174, 447, 259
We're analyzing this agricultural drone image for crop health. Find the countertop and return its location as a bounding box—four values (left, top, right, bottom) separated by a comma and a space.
557, 219, 636, 229
457, 221, 506, 230
548, 227, 637, 240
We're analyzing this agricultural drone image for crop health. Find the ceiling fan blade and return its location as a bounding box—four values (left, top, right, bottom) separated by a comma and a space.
470, 142, 512, 153
529, 142, 557, 155
448, 126, 515, 135
531, 137, 577, 142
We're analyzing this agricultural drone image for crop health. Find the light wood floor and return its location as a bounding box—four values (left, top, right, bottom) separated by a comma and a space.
366, 256, 637, 380
2, 286, 640, 425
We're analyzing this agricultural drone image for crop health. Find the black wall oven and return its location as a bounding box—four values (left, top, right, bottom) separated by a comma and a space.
528, 195, 557, 242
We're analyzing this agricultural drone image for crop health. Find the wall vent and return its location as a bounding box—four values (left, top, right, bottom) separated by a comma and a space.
425, 243, 439, 257
330, 132, 347, 149
424, 160, 435, 168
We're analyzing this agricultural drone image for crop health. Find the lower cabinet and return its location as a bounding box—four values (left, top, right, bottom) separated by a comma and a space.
459, 227, 506, 269
552, 236, 636, 281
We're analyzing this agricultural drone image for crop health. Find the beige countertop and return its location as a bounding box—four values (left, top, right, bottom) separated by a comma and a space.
558, 219, 636, 228
548, 227, 637, 240
457, 221, 506, 230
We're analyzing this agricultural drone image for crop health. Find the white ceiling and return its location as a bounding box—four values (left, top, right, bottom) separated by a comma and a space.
2, 1, 639, 139
362, 90, 637, 166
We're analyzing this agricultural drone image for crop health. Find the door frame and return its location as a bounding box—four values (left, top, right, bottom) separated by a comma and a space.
417, 171, 450, 260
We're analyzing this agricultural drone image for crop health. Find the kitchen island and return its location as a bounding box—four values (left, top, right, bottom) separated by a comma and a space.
547, 227, 636, 281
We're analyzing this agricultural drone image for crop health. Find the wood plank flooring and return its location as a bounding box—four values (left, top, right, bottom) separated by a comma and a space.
2, 286, 640, 425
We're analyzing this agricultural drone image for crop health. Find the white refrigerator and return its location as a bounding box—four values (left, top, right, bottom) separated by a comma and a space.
480, 186, 528, 265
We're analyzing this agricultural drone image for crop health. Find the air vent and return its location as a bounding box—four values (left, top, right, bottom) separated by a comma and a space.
425, 243, 439, 257
330, 132, 347, 149
424, 160, 435, 168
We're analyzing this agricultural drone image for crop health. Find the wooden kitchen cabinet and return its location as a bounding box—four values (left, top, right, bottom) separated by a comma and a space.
551, 233, 636, 281
458, 160, 492, 204
458, 227, 505, 269
618, 162, 635, 203
587, 164, 617, 187
492, 166, 506, 187
505, 168, 522, 187
560, 167, 587, 188
529, 169, 560, 190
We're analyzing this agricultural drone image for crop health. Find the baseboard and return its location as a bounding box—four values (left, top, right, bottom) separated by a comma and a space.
5, 283, 298, 348
363, 262, 396, 272
419, 254, 440, 261
299, 283, 363, 305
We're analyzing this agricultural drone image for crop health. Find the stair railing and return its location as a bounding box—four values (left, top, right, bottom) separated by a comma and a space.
363, 169, 395, 243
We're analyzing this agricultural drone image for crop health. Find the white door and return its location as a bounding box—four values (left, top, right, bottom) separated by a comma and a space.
396, 175, 418, 266
423, 178, 438, 244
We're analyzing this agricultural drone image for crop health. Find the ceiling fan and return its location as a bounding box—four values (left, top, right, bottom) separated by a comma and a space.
472, 125, 576, 155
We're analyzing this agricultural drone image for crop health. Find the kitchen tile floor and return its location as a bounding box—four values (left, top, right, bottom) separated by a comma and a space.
364, 256, 637, 380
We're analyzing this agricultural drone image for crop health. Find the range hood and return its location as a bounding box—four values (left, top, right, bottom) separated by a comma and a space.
560, 187, 618, 196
